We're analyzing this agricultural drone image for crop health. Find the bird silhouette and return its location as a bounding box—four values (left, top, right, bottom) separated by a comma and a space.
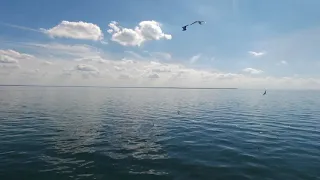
190, 20, 206, 25
182, 21, 206, 31
182, 25, 188, 31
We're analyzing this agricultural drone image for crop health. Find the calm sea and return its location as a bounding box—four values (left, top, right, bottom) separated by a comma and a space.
0, 87, 319, 180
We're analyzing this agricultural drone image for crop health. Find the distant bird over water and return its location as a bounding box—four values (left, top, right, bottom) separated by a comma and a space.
182, 20, 206, 31
263, 90, 267, 95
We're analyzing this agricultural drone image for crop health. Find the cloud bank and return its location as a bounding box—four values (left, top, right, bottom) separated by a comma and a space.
0, 44, 319, 89
242, 68, 263, 74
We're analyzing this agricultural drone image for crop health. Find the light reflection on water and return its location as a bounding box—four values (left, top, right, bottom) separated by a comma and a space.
0, 87, 320, 179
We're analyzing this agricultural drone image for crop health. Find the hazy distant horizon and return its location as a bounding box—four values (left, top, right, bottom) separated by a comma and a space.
1, 84, 320, 91
0, 84, 238, 89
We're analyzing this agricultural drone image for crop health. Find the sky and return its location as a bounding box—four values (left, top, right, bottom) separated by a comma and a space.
1, 0, 320, 89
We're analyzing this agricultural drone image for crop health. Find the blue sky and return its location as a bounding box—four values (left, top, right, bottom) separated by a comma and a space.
1, 0, 320, 88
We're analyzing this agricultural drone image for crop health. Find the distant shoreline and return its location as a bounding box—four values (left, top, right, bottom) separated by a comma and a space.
0, 84, 238, 90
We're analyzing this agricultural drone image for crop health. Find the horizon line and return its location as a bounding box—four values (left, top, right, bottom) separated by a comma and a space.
0, 84, 238, 90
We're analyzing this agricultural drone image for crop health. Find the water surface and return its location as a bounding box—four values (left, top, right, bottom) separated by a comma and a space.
0, 87, 319, 180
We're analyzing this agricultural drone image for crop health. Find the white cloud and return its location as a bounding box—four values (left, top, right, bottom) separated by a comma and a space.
0, 49, 35, 68
281, 60, 287, 64
122, 50, 173, 63
28, 43, 93, 52
75, 64, 99, 72
190, 54, 201, 64
149, 52, 172, 61
75, 56, 108, 64
114, 66, 126, 72
107, 20, 172, 46
0, 44, 319, 89
42, 61, 53, 65
118, 74, 131, 80
0, 49, 34, 60
110, 28, 144, 46
215, 73, 242, 80
23, 43, 100, 59
242, 67, 263, 74
108, 21, 121, 33
0, 55, 19, 64
152, 68, 171, 73
148, 74, 160, 79
138, 21, 172, 40
277, 60, 288, 65
21, 69, 40, 76
124, 51, 147, 60
60, 64, 101, 79
0, 64, 20, 69
248, 51, 266, 57
0, 22, 42, 33
41, 20, 104, 41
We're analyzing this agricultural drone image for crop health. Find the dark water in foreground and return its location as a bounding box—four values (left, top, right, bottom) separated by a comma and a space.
0, 87, 320, 180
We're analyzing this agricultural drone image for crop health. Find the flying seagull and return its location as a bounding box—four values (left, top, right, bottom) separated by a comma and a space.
190, 21, 206, 25
182, 21, 206, 31
182, 25, 188, 31
263, 90, 267, 95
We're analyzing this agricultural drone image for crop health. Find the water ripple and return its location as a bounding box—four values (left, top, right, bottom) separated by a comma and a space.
0, 88, 320, 179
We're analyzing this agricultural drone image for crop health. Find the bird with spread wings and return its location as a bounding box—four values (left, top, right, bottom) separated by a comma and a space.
182, 21, 206, 31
